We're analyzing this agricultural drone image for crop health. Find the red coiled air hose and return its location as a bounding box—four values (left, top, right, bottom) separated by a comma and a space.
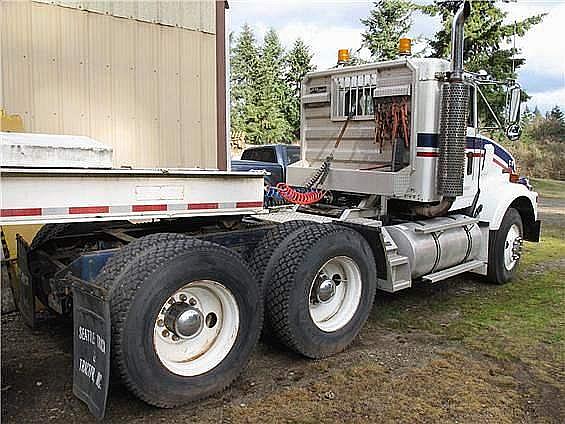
276, 183, 325, 205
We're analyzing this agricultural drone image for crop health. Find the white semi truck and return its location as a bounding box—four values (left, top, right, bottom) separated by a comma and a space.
1, 2, 540, 419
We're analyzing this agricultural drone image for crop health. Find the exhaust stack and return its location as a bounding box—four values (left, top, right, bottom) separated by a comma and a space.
436, 1, 471, 199
450, 1, 471, 82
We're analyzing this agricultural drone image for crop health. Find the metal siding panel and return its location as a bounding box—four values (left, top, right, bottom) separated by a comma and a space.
87, 12, 114, 155
158, 27, 182, 167
135, 21, 160, 167
137, 0, 158, 24
110, 0, 137, 19
30, 2, 62, 134
4, 2, 217, 170
179, 30, 202, 167
200, 33, 217, 167
33, 0, 216, 33
200, 0, 215, 34
110, 16, 137, 168
158, 0, 180, 28
180, 0, 200, 32
59, 6, 89, 135
1, 1, 33, 129
58, 1, 85, 10
83, 1, 110, 15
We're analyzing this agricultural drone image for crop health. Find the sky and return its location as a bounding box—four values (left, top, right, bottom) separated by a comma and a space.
229, 0, 565, 113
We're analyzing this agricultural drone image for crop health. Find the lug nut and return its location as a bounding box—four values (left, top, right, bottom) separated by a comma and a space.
189, 298, 197, 306
157, 319, 164, 327
162, 330, 170, 338
171, 335, 180, 342
179, 294, 187, 302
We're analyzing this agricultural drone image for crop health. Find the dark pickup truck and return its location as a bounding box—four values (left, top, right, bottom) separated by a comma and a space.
231, 144, 301, 186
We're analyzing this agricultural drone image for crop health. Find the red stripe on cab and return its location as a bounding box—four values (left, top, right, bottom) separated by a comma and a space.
0, 208, 42, 217
132, 204, 167, 212
69, 206, 110, 214
493, 158, 512, 173
416, 152, 439, 157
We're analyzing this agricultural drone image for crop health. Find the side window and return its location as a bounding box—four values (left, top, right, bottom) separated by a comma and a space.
332, 73, 378, 120
286, 147, 300, 165
251, 148, 276, 163
241, 150, 256, 161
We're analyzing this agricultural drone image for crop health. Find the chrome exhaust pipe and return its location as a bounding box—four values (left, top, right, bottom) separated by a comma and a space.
437, 0, 471, 199
451, 1, 471, 82
414, 1, 472, 217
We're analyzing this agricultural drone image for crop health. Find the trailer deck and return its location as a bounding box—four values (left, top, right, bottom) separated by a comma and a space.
0, 167, 265, 225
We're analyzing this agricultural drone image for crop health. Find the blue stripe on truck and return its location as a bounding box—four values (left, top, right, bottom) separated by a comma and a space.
416, 133, 514, 171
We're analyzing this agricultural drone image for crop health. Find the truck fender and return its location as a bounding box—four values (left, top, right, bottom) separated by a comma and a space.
477, 182, 538, 234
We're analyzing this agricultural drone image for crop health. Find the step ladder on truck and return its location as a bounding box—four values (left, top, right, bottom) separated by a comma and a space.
1, 2, 540, 419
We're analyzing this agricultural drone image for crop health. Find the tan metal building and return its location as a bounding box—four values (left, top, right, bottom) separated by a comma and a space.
1, 0, 228, 170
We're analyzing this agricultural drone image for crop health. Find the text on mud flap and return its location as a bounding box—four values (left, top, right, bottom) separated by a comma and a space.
77, 326, 107, 390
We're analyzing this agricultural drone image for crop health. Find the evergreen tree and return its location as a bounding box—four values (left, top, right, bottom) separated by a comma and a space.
246, 29, 293, 144
230, 24, 261, 138
361, 0, 416, 61
548, 106, 565, 125
421, 1, 544, 118
521, 105, 534, 127
284, 39, 315, 139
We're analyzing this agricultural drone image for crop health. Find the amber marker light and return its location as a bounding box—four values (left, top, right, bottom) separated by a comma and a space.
338, 49, 350, 64
399, 38, 412, 56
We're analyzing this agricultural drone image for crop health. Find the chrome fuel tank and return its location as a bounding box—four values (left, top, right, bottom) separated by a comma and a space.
386, 215, 483, 278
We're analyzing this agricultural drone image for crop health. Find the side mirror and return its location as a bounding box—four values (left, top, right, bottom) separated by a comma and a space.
505, 84, 522, 141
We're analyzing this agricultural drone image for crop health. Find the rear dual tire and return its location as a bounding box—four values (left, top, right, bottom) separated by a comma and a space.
99, 237, 262, 408
261, 224, 377, 358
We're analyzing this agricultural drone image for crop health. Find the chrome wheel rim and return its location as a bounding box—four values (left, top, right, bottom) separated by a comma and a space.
308, 256, 362, 332
503, 224, 522, 271
153, 280, 239, 376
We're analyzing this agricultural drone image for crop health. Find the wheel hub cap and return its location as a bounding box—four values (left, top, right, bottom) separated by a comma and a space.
164, 303, 203, 339
308, 256, 363, 333
316, 277, 336, 303
154, 280, 240, 377
503, 224, 523, 271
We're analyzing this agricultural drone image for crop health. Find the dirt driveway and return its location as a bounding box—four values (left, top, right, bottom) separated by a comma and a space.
2, 190, 564, 423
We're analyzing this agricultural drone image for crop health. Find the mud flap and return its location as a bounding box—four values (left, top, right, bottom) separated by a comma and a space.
15, 235, 36, 328
72, 281, 111, 421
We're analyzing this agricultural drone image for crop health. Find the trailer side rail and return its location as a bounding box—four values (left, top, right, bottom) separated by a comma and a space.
0, 168, 265, 225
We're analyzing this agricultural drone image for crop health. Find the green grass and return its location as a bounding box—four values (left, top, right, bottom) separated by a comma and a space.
373, 223, 565, 388
531, 178, 565, 199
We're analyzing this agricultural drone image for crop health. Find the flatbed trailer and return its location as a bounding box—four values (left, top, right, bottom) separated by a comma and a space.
1, 163, 271, 418
0, 167, 265, 224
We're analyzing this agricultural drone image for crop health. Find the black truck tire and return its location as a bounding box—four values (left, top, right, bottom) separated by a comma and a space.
264, 224, 377, 359
248, 220, 315, 284
487, 207, 523, 284
30, 222, 102, 250
109, 238, 262, 407
30, 224, 72, 251
248, 220, 316, 337
95, 232, 190, 291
